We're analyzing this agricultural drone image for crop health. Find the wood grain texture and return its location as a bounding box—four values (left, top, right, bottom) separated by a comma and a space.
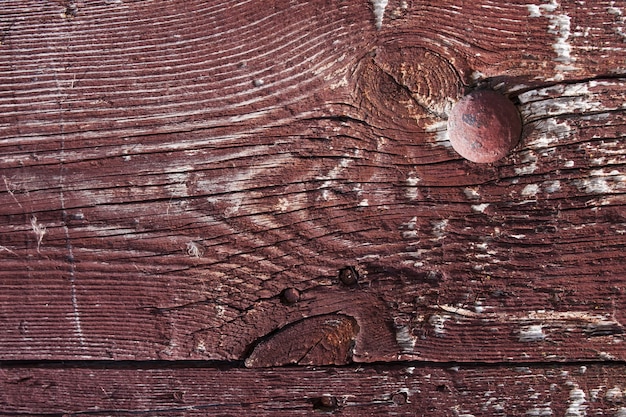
1, 363, 626, 416
1, 0, 625, 368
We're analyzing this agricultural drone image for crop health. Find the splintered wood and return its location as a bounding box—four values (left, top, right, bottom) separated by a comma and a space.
0, 0, 625, 415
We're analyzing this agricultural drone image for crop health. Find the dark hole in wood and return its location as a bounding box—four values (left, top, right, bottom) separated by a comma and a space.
313, 395, 338, 411
338, 266, 359, 287
436, 384, 449, 393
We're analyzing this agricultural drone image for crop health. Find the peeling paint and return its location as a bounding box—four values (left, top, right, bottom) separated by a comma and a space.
432, 219, 449, 238
522, 184, 540, 197
471, 203, 489, 213
519, 324, 546, 342
527, 0, 579, 79
565, 387, 587, 417
395, 326, 417, 352
544, 180, 561, 194
464, 187, 481, 200
574, 169, 626, 194
406, 174, 421, 200
370, 0, 388, 30
608, 2, 626, 40
515, 151, 539, 175
606, 387, 625, 402
429, 314, 449, 336
527, 405, 553, 416
402, 216, 418, 239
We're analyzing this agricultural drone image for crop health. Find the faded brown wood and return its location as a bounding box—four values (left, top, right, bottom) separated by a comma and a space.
1, 363, 625, 416
1, 0, 626, 414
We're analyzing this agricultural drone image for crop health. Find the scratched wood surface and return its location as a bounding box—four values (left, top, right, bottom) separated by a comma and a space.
1, 0, 626, 414
1, 363, 625, 416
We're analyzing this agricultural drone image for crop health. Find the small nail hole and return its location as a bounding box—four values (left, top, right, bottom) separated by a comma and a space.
338, 266, 359, 287
313, 395, 338, 411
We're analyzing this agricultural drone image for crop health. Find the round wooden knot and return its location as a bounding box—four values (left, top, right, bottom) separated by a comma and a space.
447, 90, 522, 163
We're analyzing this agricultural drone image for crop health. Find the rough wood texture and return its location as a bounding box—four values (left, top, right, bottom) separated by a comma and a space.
1, 0, 625, 414
1, 363, 626, 416
2, 0, 625, 364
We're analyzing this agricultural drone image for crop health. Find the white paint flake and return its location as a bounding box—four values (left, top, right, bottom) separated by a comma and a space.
471, 70, 486, 81
608, 3, 626, 40
432, 219, 449, 238
528, 5, 543, 17
606, 387, 625, 402
275, 197, 290, 213
406, 175, 420, 186
599, 351, 618, 360
429, 314, 449, 336
519, 324, 546, 342
519, 86, 600, 122
371, 0, 389, 30
185, 241, 204, 258
464, 187, 481, 200
527, 406, 553, 416
515, 151, 539, 175
402, 216, 418, 239
544, 180, 561, 193
425, 120, 452, 147
30, 216, 46, 252
574, 169, 626, 194
472, 203, 490, 213
405, 174, 421, 201
550, 14, 574, 66
527, 0, 579, 80
565, 387, 587, 417
474, 301, 488, 314
522, 184, 540, 196
395, 326, 417, 352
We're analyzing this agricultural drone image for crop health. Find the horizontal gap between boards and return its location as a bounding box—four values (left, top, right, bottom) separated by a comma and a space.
0, 359, 624, 370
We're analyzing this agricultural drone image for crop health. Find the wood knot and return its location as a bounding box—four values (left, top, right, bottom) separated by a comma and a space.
356, 44, 463, 130
244, 314, 359, 367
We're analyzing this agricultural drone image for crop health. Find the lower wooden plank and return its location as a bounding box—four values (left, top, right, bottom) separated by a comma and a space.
1, 363, 625, 416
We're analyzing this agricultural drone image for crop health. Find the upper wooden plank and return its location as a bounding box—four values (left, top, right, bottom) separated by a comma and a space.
0, 0, 625, 362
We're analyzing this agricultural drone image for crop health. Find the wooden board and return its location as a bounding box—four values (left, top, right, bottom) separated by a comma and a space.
1, 0, 625, 414
1, 363, 626, 416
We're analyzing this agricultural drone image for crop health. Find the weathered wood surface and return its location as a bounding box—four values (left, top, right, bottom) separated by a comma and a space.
1, 0, 626, 413
1, 363, 626, 416
1, 0, 626, 364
